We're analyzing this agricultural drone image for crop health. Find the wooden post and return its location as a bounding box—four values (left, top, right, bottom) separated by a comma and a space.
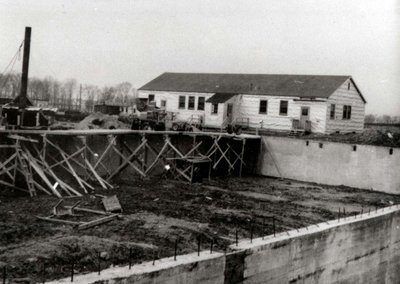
142, 134, 148, 172
239, 139, 246, 178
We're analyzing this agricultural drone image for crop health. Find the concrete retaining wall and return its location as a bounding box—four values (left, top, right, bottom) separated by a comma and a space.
259, 136, 400, 194
50, 205, 400, 283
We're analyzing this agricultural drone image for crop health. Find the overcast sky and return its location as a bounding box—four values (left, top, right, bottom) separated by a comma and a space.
1, 0, 399, 115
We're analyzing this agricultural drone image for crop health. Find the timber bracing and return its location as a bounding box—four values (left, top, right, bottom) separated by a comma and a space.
0, 130, 260, 197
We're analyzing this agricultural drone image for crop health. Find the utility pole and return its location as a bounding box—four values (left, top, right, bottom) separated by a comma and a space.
79, 84, 82, 112
19, 26, 31, 108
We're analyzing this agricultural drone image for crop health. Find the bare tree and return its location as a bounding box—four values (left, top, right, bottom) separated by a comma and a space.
62, 79, 77, 110
364, 114, 376, 123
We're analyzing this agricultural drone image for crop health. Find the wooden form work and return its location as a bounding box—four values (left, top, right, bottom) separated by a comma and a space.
0, 130, 260, 197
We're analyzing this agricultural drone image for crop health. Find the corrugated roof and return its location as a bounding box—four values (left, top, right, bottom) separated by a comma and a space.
139, 72, 366, 102
206, 93, 236, 103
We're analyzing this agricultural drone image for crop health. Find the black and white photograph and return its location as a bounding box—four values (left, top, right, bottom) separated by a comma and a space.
0, 0, 399, 283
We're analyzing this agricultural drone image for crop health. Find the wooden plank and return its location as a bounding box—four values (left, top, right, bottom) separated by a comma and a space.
107, 138, 148, 179
78, 214, 118, 230
60, 151, 88, 193
20, 149, 62, 198
93, 135, 117, 170
111, 145, 146, 178
28, 145, 82, 196
145, 142, 169, 175
7, 134, 38, 143
64, 206, 110, 215
0, 129, 262, 139
36, 216, 82, 226
0, 180, 29, 193
102, 195, 122, 213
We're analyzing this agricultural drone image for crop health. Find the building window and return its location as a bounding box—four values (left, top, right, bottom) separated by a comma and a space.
279, 100, 288, 116
343, 105, 352, 120
161, 100, 166, 108
188, 96, 195, 110
259, 100, 268, 114
178, 96, 185, 109
212, 103, 218, 114
330, 104, 336, 119
148, 94, 155, 102
197, 97, 205, 110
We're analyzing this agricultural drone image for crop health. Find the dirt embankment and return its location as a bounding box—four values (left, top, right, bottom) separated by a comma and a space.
257, 128, 400, 148
1, 176, 399, 282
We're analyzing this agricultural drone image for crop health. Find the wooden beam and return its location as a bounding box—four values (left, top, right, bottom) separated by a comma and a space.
36, 216, 82, 226
93, 135, 117, 170
110, 145, 146, 178
0, 180, 29, 193
78, 214, 118, 230
107, 138, 147, 180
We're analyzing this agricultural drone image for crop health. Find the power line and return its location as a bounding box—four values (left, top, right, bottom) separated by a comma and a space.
0, 40, 24, 94
1, 40, 24, 76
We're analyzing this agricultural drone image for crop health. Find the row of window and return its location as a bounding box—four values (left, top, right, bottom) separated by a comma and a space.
258, 100, 352, 120
178, 96, 205, 111
258, 100, 288, 115
150, 94, 352, 120
330, 104, 352, 120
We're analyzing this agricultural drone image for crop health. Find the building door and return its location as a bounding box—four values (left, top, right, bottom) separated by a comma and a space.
226, 103, 233, 123
300, 107, 310, 129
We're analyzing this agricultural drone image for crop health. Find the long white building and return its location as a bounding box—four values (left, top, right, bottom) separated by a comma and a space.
138, 72, 367, 133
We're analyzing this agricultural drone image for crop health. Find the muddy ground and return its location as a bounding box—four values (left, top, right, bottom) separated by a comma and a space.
1, 176, 400, 283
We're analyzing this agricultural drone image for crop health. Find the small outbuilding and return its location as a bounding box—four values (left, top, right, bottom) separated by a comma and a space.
138, 72, 367, 133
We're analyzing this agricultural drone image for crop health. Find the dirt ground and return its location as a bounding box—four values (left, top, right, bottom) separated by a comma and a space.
1, 176, 400, 283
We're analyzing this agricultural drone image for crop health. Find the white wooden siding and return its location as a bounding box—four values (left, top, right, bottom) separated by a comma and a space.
325, 79, 365, 133
235, 95, 327, 133
204, 103, 225, 127
138, 90, 212, 123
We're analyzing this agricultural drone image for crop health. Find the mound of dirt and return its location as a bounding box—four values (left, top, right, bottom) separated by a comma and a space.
75, 113, 129, 130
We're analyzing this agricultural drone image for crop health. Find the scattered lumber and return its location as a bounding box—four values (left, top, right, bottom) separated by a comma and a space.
36, 216, 82, 226
64, 206, 111, 215
102, 195, 123, 213
78, 214, 119, 230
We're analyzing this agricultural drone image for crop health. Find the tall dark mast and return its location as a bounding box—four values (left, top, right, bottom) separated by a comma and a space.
19, 26, 32, 108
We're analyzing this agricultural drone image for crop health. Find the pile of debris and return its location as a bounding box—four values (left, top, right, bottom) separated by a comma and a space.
37, 195, 123, 230
75, 112, 129, 130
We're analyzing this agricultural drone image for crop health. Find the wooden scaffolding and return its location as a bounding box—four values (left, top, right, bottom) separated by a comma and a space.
0, 129, 260, 197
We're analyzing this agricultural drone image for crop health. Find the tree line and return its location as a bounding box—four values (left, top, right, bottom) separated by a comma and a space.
364, 114, 400, 124
0, 73, 137, 112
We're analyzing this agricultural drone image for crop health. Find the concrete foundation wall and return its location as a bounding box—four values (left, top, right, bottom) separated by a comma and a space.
50, 206, 400, 284
259, 136, 400, 194
239, 207, 400, 284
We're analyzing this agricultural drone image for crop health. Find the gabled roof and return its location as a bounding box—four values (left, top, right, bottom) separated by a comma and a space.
206, 93, 236, 103
139, 72, 366, 103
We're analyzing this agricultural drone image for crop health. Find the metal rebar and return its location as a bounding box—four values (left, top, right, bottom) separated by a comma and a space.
153, 249, 156, 265
250, 224, 253, 243
273, 217, 276, 237
42, 263, 46, 284
197, 236, 201, 256
3, 266, 6, 284
129, 247, 132, 269
71, 261, 74, 283
210, 239, 214, 254
235, 229, 238, 246
174, 239, 178, 261
338, 208, 341, 222
262, 217, 265, 240
98, 252, 101, 275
